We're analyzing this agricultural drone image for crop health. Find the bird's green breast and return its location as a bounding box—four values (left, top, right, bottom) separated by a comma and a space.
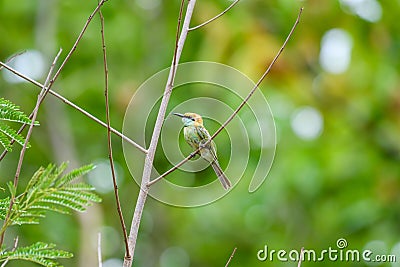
183, 126, 201, 149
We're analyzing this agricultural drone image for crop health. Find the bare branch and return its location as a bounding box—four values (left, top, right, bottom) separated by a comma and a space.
0, 236, 19, 267
51, 0, 108, 83
209, 7, 303, 139
99, 9, 130, 260
147, 151, 197, 187
124, 1, 197, 266
97, 233, 102, 267
148, 7, 304, 186
0, 51, 26, 71
0, 61, 147, 157
189, 0, 241, 31
225, 247, 237, 267
0, 49, 62, 247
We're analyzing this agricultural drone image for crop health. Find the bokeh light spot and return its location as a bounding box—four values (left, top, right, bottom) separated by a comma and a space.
103, 258, 123, 267
291, 106, 323, 140
363, 240, 388, 266
87, 160, 124, 194
3, 50, 46, 84
391, 242, 400, 267
319, 28, 353, 74
135, 0, 161, 10
340, 0, 382, 22
160, 246, 190, 267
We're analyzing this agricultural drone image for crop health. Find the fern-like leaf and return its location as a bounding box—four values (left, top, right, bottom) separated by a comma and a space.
0, 242, 72, 267
0, 98, 39, 151
0, 98, 39, 125
55, 164, 95, 187
0, 197, 10, 221
0, 123, 29, 148
1, 163, 101, 226
0, 132, 12, 151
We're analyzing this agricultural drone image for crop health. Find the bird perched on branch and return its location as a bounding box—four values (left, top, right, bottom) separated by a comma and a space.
173, 112, 231, 190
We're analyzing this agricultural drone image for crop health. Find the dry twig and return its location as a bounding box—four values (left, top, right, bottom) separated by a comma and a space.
189, 0, 241, 31
225, 247, 237, 267
0, 236, 19, 267
0, 51, 25, 71
0, 49, 62, 247
99, 9, 130, 260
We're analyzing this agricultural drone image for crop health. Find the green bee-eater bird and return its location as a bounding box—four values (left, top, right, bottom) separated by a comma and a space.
173, 112, 232, 190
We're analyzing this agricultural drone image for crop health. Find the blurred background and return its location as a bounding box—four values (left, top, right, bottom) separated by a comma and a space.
1, 0, 399, 266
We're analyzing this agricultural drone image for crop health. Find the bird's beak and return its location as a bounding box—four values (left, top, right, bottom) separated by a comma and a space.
173, 113, 185, 118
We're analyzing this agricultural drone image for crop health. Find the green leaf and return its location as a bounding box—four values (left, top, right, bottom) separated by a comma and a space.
0, 197, 10, 221
5, 162, 101, 226
0, 132, 11, 151
0, 98, 39, 151
7, 181, 16, 198
0, 242, 72, 267
55, 164, 95, 187
0, 98, 39, 125
38, 195, 87, 213
0, 123, 29, 147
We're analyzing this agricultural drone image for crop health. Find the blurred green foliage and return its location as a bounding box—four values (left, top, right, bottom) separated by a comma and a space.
0, 0, 399, 266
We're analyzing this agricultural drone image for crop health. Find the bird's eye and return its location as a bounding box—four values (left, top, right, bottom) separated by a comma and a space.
191, 118, 195, 121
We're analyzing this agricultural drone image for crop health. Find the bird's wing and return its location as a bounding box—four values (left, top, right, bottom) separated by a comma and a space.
196, 125, 211, 140
196, 126, 218, 160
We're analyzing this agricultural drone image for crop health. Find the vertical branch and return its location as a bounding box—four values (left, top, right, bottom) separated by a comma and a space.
123, 1, 197, 266
0, 49, 62, 247
97, 233, 102, 267
99, 9, 130, 259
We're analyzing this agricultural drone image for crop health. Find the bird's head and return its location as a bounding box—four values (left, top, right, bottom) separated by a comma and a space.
173, 112, 203, 127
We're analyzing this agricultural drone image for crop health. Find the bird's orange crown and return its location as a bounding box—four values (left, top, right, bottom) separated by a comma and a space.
183, 112, 203, 125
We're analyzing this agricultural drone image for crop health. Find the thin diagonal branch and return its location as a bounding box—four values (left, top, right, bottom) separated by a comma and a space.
0, 49, 62, 248
147, 151, 197, 187
0, 236, 19, 267
51, 0, 108, 83
0, 61, 147, 158
148, 7, 304, 187
99, 9, 130, 260
188, 0, 241, 31
225, 247, 237, 267
124, 1, 195, 266
210, 8, 303, 140
0, 51, 26, 71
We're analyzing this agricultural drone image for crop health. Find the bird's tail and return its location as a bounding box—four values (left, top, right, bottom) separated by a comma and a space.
211, 161, 231, 190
